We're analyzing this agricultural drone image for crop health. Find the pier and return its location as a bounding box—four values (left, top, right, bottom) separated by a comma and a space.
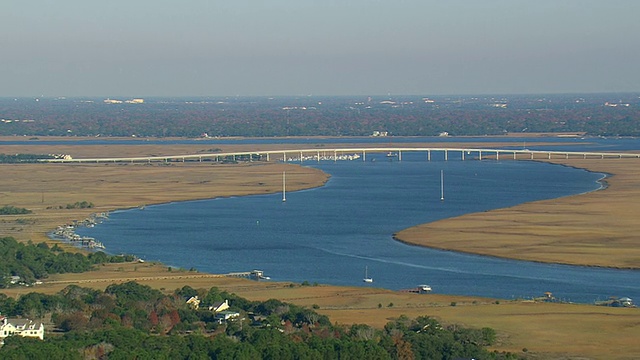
225, 270, 270, 280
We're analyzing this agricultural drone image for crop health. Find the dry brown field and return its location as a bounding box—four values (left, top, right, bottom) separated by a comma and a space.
1, 137, 639, 359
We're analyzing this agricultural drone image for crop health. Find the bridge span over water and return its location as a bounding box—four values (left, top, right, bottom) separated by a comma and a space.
43, 147, 640, 164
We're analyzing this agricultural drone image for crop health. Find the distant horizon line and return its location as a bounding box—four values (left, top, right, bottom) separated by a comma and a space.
1, 91, 639, 99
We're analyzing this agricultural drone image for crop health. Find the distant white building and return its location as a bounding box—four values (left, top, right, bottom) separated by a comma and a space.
371, 131, 388, 137
0, 314, 44, 344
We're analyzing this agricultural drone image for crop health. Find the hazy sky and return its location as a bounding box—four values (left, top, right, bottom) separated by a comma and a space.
2, 1, 639, 97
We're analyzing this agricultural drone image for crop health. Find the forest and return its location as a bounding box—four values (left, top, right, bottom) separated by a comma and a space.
0, 281, 517, 359
0, 237, 135, 287
1, 93, 639, 137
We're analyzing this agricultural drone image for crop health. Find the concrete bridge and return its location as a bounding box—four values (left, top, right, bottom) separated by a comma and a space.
42, 147, 640, 164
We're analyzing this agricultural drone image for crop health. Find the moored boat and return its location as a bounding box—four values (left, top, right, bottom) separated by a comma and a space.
363, 266, 373, 283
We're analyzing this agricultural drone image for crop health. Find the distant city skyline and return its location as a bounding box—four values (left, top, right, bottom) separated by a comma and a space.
1, 1, 639, 97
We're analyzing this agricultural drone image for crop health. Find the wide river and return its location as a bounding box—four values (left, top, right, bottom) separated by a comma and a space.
70, 137, 640, 304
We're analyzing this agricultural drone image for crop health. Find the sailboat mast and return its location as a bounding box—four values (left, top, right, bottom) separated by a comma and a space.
282, 171, 286, 202
440, 170, 444, 201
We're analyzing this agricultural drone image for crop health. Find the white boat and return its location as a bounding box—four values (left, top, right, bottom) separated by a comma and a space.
363, 266, 373, 283
282, 171, 286, 202
418, 284, 432, 293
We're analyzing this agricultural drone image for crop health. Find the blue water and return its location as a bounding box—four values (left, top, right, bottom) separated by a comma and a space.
75, 148, 640, 304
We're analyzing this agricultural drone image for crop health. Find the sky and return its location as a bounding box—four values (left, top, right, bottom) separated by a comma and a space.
1, 0, 639, 97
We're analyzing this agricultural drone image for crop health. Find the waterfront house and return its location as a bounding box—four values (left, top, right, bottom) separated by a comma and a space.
209, 299, 230, 313
619, 297, 634, 307
0, 315, 44, 344
214, 310, 240, 324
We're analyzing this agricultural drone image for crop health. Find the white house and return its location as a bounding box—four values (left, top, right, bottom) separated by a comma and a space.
186, 296, 201, 310
209, 300, 230, 313
214, 310, 241, 324
0, 315, 44, 344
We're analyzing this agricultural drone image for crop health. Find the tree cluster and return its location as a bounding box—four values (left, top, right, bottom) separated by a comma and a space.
0, 153, 54, 163
0, 206, 32, 215
0, 282, 517, 359
65, 201, 94, 210
0, 236, 135, 287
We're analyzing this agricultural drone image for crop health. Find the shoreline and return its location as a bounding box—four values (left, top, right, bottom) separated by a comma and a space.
392, 161, 627, 270
394, 157, 640, 269
3, 139, 639, 359
2, 140, 638, 269
47, 155, 640, 276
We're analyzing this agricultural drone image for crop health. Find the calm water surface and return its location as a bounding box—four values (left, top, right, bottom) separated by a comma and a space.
76, 151, 640, 303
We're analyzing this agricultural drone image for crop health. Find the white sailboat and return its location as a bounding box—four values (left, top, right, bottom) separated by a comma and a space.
282, 171, 286, 202
363, 266, 373, 283
440, 169, 444, 201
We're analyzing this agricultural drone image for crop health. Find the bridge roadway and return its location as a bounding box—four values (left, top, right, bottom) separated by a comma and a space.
42, 147, 640, 163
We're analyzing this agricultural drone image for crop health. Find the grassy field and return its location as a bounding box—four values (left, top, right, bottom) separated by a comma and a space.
395, 158, 640, 269
1, 137, 639, 359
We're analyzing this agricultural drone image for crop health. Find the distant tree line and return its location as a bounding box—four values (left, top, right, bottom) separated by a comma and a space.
0, 236, 135, 287
0, 153, 54, 163
0, 281, 518, 359
1, 94, 640, 137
